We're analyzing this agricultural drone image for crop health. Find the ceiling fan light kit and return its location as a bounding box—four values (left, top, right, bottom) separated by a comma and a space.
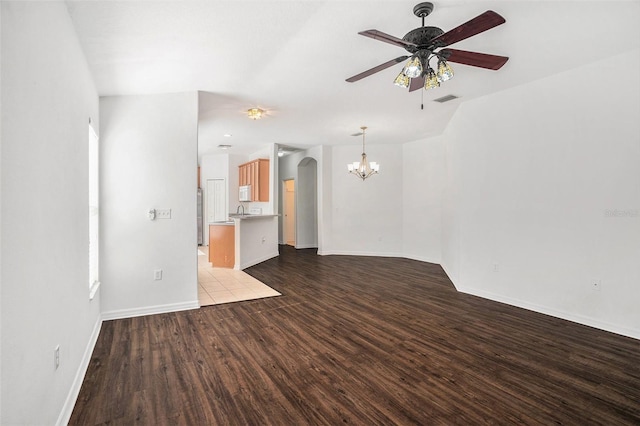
437, 59, 454, 82
403, 56, 423, 78
425, 67, 440, 89
393, 71, 410, 88
346, 2, 508, 94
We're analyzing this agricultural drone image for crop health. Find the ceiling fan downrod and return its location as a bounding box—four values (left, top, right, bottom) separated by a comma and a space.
413, 2, 434, 27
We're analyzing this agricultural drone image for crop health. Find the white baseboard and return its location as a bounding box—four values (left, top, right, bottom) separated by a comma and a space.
440, 263, 458, 290
101, 300, 200, 321
458, 286, 640, 340
402, 253, 441, 265
317, 250, 404, 258
56, 316, 103, 426
294, 243, 317, 249
240, 251, 279, 270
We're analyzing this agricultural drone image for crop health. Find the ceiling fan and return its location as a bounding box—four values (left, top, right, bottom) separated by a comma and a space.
346, 2, 509, 92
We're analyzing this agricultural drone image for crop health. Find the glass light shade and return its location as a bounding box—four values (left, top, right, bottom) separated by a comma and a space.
348, 126, 378, 180
424, 67, 440, 90
402, 57, 423, 78
393, 71, 410, 88
247, 107, 264, 120
437, 60, 454, 82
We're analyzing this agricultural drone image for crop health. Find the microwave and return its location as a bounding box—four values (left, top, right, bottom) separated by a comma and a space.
239, 185, 252, 202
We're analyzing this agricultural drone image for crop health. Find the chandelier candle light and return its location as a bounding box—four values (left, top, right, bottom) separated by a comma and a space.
348, 126, 379, 180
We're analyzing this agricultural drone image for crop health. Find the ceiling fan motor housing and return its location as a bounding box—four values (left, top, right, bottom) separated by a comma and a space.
402, 26, 444, 53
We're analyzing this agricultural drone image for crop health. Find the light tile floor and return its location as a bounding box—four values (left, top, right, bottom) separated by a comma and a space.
197, 246, 281, 306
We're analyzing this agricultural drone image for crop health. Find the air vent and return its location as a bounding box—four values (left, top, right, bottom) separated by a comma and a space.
217, 144, 232, 149
433, 94, 459, 103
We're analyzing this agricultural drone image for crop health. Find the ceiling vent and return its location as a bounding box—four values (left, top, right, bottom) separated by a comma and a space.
433, 94, 459, 103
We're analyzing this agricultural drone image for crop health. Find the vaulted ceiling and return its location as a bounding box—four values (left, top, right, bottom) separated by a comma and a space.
66, 1, 640, 157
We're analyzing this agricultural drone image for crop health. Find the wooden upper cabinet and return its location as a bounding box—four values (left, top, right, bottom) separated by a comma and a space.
238, 158, 269, 201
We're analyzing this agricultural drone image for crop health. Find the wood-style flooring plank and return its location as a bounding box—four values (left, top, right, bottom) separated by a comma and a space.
70, 246, 640, 425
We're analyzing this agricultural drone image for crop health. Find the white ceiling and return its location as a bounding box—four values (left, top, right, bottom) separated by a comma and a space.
66, 1, 640, 157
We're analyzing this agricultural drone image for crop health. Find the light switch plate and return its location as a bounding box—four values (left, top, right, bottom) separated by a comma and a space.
156, 209, 171, 219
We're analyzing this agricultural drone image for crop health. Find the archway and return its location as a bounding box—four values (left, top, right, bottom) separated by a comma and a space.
296, 157, 318, 248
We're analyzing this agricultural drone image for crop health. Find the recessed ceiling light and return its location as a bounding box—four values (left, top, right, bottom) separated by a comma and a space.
223, 133, 232, 137
218, 144, 232, 149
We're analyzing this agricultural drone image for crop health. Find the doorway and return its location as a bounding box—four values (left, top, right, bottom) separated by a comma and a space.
206, 178, 226, 224
205, 178, 227, 245
283, 179, 296, 246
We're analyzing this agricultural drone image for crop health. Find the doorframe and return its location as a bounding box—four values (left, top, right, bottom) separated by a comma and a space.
205, 178, 227, 245
282, 178, 296, 246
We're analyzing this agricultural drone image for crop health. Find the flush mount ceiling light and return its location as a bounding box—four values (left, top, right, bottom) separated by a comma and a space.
247, 107, 265, 120
347, 126, 379, 181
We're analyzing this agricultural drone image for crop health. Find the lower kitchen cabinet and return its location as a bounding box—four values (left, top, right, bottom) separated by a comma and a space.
208, 224, 235, 268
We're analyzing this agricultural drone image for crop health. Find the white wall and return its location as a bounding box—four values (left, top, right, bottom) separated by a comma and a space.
1, 2, 101, 424
327, 144, 403, 256
402, 136, 445, 264
442, 49, 640, 339
236, 217, 279, 269
100, 93, 199, 318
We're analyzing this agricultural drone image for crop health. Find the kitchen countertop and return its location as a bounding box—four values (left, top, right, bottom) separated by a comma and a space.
210, 215, 279, 226
228, 214, 280, 220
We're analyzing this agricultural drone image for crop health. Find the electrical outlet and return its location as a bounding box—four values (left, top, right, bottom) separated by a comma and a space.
592, 279, 601, 291
154, 269, 163, 280
54, 345, 60, 370
156, 209, 171, 219
493, 263, 500, 272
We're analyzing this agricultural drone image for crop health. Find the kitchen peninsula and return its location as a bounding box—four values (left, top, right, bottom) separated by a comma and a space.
209, 213, 279, 270
201, 150, 279, 270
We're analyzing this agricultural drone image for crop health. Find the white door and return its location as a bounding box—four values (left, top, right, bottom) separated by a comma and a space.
207, 178, 226, 223
283, 179, 295, 246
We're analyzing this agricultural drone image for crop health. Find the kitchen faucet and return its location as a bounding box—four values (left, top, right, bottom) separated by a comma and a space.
236, 205, 245, 216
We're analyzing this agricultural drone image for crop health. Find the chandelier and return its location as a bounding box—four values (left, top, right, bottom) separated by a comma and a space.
247, 107, 265, 120
347, 126, 379, 180
393, 53, 453, 90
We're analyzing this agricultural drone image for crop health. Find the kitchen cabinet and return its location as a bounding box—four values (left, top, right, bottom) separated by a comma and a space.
238, 158, 269, 201
209, 224, 235, 268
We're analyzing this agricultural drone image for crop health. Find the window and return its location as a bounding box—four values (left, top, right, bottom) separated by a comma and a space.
89, 122, 100, 299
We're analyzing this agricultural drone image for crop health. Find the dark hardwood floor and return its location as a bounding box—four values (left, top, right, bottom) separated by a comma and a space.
70, 246, 640, 425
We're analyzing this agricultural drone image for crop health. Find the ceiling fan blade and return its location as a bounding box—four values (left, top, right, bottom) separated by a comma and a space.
430, 11, 506, 48
442, 49, 509, 70
358, 29, 417, 49
346, 56, 409, 83
408, 76, 425, 92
